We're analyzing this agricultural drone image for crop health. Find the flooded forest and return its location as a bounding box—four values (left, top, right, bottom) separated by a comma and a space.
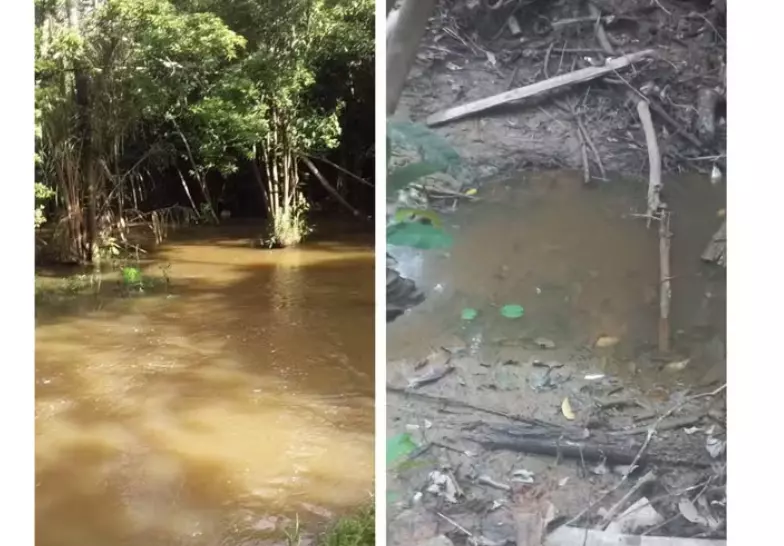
34, 1, 375, 545
386, 1, 727, 545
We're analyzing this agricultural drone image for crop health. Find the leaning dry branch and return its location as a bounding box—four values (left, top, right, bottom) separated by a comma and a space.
387, 0, 439, 115
701, 220, 726, 267
426, 49, 656, 126
300, 156, 363, 218
636, 99, 663, 220
308, 155, 374, 187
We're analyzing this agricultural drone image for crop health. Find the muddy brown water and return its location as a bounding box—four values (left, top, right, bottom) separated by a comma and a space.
35, 225, 374, 546
389, 170, 726, 390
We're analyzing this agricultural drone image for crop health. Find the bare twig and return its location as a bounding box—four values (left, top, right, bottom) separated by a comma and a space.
575, 118, 591, 184
576, 116, 607, 180
436, 512, 474, 538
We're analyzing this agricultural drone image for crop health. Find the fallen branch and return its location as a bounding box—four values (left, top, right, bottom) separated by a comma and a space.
308, 155, 374, 187
473, 433, 711, 468
701, 220, 726, 267
545, 526, 726, 546
426, 49, 656, 126
300, 156, 363, 218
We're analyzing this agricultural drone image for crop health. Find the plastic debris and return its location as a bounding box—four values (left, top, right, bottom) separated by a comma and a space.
595, 336, 620, 348
511, 469, 535, 484
461, 308, 478, 321
561, 397, 576, 420
500, 304, 525, 318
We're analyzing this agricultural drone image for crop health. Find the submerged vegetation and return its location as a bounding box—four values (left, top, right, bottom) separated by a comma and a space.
35, 0, 374, 261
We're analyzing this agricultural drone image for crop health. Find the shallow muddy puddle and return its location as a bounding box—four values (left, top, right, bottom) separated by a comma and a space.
389, 170, 726, 387
36, 226, 374, 546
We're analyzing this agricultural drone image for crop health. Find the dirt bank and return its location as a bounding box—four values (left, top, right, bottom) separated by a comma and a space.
393, 0, 726, 182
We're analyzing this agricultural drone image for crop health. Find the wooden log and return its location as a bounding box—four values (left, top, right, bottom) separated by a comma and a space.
474, 432, 712, 467
426, 50, 656, 126
387, 0, 438, 115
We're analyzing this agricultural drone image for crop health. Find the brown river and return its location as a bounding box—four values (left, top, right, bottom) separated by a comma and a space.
35, 225, 374, 546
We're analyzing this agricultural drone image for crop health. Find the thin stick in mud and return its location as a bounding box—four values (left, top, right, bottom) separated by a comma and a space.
659, 210, 672, 353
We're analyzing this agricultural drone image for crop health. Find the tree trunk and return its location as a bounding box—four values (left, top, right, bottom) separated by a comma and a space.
75, 68, 96, 263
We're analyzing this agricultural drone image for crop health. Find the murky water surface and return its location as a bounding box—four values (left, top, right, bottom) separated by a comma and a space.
389, 171, 726, 385
36, 226, 374, 546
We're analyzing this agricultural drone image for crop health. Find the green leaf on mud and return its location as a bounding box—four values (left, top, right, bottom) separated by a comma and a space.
386, 222, 453, 250
387, 433, 417, 467
500, 304, 525, 319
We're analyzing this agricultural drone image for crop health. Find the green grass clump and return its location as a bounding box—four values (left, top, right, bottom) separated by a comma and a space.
319, 504, 374, 546
284, 504, 374, 546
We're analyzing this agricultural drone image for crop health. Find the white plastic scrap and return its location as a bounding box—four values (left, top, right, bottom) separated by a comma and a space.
605, 497, 663, 534
710, 164, 723, 185
705, 436, 726, 458
427, 470, 459, 503
678, 497, 722, 530
511, 469, 535, 484
584, 373, 605, 381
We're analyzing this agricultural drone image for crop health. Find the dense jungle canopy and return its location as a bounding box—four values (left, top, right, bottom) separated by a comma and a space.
35, 0, 374, 262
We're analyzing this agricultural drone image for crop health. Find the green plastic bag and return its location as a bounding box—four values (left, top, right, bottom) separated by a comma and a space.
387, 433, 418, 467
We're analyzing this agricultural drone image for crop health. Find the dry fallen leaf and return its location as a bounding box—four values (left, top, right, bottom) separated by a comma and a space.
595, 336, 620, 348
561, 397, 575, 420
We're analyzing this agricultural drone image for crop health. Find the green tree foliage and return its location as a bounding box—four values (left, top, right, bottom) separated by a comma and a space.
35, 0, 373, 259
